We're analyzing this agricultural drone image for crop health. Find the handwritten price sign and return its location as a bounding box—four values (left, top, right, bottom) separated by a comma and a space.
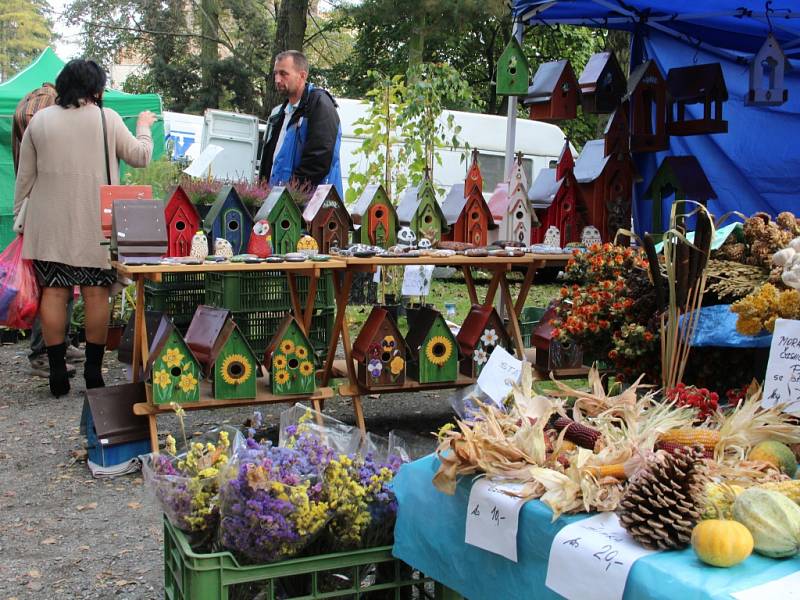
476, 345, 522, 407
762, 319, 800, 415
464, 478, 528, 561
545, 513, 657, 600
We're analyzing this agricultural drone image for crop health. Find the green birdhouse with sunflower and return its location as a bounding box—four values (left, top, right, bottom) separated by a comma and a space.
145, 319, 201, 405
405, 306, 459, 384
263, 315, 316, 395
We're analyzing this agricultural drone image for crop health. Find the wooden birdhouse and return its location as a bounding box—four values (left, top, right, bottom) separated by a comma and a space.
644, 156, 716, 234
441, 153, 496, 247
350, 184, 398, 248
111, 200, 168, 263
488, 155, 535, 245
578, 51, 627, 114
301, 184, 352, 253
352, 307, 409, 389
666, 63, 728, 136
747, 33, 789, 106
165, 185, 201, 257
625, 60, 669, 153
532, 302, 584, 375
456, 305, 512, 378
254, 186, 304, 255
397, 175, 447, 245
145, 319, 202, 405
83, 383, 150, 467
203, 185, 254, 255
263, 315, 316, 395
604, 102, 630, 157
100, 185, 152, 239
530, 142, 587, 247
465, 148, 483, 197
573, 139, 636, 243
496, 37, 531, 96
405, 307, 459, 384
524, 59, 579, 122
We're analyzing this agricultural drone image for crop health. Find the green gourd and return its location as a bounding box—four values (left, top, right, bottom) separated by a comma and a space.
732, 488, 800, 558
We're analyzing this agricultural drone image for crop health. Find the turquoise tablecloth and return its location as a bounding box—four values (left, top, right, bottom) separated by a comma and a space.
392, 455, 800, 600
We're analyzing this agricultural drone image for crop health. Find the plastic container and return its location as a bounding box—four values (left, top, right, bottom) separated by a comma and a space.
144, 272, 206, 326
516, 306, 547, 347
232, 308, 334, 358
205, 271, 334, 312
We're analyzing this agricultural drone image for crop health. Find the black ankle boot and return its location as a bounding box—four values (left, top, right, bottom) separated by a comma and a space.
46, 343, 70, 397
84, 342, 106, 389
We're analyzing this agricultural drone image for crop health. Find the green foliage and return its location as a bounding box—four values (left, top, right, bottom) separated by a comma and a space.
123, 156, 183, 199
0, 0, 52, 81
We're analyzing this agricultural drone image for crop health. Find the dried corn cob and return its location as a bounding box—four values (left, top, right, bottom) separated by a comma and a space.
702, 483, 744, 519
759, 480, 800, 503
552, 417, 601, 450
586, 464, 627, 480
657, 428, 720, 452
656, 440, 714, 459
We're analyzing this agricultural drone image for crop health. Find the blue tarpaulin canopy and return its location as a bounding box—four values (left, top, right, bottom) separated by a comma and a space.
511, 1, 800, 235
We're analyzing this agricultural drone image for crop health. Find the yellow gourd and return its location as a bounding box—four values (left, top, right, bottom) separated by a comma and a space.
691, 519, 753, 567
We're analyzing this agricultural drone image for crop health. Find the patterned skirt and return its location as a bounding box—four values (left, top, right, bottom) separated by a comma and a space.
34, 261, 116, 288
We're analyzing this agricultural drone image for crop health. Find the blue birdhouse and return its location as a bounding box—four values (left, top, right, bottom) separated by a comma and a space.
203, 185, 254, 255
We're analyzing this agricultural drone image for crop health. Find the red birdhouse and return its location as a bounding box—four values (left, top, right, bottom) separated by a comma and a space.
524, 60, 579, 122
532, 302, 584, 375
301, 184, 352, 253
666, 63, 728, 136
441, 152, 496, 247
464, 149, 483, 198
625, 60, 669, 153
352, 307, 410, 389
579, 51, 627, 114
164, 185, 201, 257
456, 305, 512, 378
604, 102, 630, 157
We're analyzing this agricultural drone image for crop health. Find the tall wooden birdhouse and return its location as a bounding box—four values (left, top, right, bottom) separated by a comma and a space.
397, 175, 447, 245
350, 184, 398, 248
488, 155, 535, 245
441, 157, 497, 247
666, 63, 728, 136
145, 319, 202, 405
625, 60, 669, 153
524, 59, 579, 122
579, 51, 627, 114
644, 156, 716, 234
352, 307, 409, 389
405, 307, 459, 384
203, 185, 253, 256
263, 315, 316, 395
747, 33, 789, 106
574, 139, 636, 243
604, 102, 630, 157
532, 302, 584, 375
496, 37, 531, 96
254, 186, 304, 255
165, 185, 201, 257
301, 184, 352, 253
456, 305, 512, 378
530, 142, 586, 247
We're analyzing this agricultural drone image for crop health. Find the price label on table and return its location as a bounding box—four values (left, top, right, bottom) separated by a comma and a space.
401, 265, 434, 297
464, 478, 528, 562
732, 570, 800, 600
476, 345, 522, 407
762, 318, 800, 415
545, 512, 657, 600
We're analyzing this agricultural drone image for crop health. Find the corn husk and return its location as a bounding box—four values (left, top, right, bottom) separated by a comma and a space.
548, 366, 642, 419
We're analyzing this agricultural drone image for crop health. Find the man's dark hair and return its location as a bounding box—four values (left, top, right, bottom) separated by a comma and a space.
275, 50, 309, 72
55, 59, 107, 108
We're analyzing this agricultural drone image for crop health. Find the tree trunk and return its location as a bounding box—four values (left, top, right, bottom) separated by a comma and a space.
264, 0, 310, 113
408, 12, 425, 71
198, 0, 220, 108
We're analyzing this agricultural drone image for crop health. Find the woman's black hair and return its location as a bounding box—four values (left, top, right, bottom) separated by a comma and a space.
55, 59, 107, 108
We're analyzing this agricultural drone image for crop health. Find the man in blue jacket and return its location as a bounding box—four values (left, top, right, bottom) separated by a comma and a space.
258, 50, 343, 197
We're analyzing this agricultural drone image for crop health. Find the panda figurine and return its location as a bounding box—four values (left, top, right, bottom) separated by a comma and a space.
417, 238, 433, 251
397, 226, 417, 250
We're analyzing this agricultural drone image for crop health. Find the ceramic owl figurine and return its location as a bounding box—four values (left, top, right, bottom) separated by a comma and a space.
214, 238, 234, 259
190, 230, 209, 260
581, 226, 602, 247
543, 226, 561, 248
246, 219, 273, 258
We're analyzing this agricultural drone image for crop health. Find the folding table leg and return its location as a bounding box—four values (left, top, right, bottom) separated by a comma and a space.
500, 276, 525, 358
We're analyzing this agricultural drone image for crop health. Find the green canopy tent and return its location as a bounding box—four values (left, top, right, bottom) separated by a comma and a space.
0, 47, 165, 248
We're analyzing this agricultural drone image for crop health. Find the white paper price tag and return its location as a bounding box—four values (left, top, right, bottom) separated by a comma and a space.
732, 571, 800, 600
762, 318, 800, 415
401, 265, 433, 297
545, 512, 657, 600
476, 345, 522, 406
464, 478, 528, 562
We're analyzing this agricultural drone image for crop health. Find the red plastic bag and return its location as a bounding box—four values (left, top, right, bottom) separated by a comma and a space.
0, 236, 40, 329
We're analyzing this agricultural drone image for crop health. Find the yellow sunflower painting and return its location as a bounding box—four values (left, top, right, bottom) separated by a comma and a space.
274, 354, 288, 370
299, 361, 314, 376
274, 369, 289, 385
279, 339, 295, 355
425, 336, 453, 366
221, 354, 252, 386
296, 345, 308, 359
153, 369, 172, 389
163, 347, 185, 368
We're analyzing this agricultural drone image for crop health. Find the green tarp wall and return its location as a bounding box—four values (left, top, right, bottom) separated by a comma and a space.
0, 47, 165, 248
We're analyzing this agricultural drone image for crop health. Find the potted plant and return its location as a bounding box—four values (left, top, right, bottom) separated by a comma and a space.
107, 284, 135, 351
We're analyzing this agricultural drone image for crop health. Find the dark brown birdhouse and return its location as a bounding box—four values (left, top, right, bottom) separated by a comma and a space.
524, 60, 579, 122
625, 60, 669, 153
604, 102, 630, 157
111, 200, 168, 264
352, 307, 409, 389
184, 305, 231, 377
456, 305, 512, 378
301, 184, 352, 253
579, 51, 626, 114
666, 63, 728, 136
532, 303, 583, 375
644, 156, 716, 234
747, 33, 789, 106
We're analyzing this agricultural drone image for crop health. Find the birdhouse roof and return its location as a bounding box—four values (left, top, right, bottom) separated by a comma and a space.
441, 183, 467, 225
350, 184, 393, 223
624, 60, 663, 98
255, 186, 300, 222
644, 156, 717, 201
666, 63, 728, 103
302, 184, 352, 228
164, 185, 199, 223
204, 185, 248, 229
578, 51, 625, 94
184, 305, 231, 372
456, 305, 507, 358
404, 307, 453, 354
574, 140, 612, 183
144, 318, 201, 380
754, 33, 789, 65
263, 315, 313, 366
524, 60, 575, 104
528, 168, 561, 207
352, 307, 409, 362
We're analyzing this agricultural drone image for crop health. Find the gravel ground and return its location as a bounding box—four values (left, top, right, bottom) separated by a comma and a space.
0, 340, 450, 600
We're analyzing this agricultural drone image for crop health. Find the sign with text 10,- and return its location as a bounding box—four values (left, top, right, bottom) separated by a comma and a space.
464, 478, 528, 562
762, 318, 800, 415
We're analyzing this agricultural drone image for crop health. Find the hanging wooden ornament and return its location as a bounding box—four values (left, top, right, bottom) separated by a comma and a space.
496, 37, 531, 96
747, 33, 789, 107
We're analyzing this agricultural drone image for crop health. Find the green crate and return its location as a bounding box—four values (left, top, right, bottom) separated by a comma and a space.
205, 271, 334, 312
505, 306, 547, 348
144, 273, 206, 325
232, 308, 334, 358
164, 516, 459, 600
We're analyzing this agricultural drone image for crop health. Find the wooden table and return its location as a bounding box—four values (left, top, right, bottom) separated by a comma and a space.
114, 259, 347, 452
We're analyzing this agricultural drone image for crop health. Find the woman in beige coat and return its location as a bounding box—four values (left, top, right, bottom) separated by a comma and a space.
13, 59, 156, 397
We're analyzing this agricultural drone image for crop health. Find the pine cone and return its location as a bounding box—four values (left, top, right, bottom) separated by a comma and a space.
618, 447, 707, 550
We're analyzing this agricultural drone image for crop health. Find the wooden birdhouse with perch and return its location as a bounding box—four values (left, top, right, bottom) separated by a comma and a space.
530, 142, 586, 247
578, 51, 627, 114
263, 315, 316, 396
604, 102, 630, 157
301, 184, 352, 253
524, 59, 579, 122
145, 319, 202, 405
111, 200, 167, 263
625, 60, 669, 153
532, 302, 584, 376
747, 33, 789, 106
165, 185, 201, 257
350, 184, 398, 248
643, 156, 716, 234
666, 63, 728, 136
254, 186, 304, 255
456, 305, 512, 379
352, 307, 409, 389
488, 154, 536, 245
405, 307, 459, 384
203, 185, 253, 255
397, 175, 447, 245
496, 37, 531, 96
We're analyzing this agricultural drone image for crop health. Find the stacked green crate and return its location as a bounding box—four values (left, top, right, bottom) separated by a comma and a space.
144, 273, 207, 333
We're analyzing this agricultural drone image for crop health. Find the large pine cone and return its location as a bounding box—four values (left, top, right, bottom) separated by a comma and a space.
618, 447, 707, 550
